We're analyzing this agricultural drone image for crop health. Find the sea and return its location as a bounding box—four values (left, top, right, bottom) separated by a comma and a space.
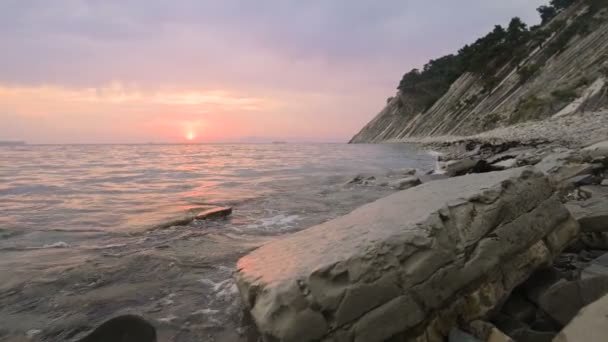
0, 143, 434, 340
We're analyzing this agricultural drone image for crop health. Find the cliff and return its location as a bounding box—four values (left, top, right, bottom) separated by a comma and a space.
351, 1, 608, 143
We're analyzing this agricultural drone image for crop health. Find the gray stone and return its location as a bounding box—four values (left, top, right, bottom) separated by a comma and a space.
509, 328, 554, 342
389, 176, 421, 190
536, 151, 594, 183
565, 174, 602, 186
582, 253, 608, 279
441, 158, 478, 176
553, 293, 608, 342
538, 277, 608, 326
566, 191, 608, 233
449, 328, 482, 342
582, 140, 608, 160
602, 179, 608, 186
492, 158, 518, 170
235, 167, 579, 341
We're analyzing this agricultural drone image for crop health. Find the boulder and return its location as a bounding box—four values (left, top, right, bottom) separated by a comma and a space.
538, 277, 608, 326
553, 293, 608, 342
582, 253, 608, 279
389, 176, 421, 190
235, 167, 579, 342
77, 315, 156, 342
441, 158, 478, 176
582, 140, 608, 160
195, 207, 233, 220
602, 179, 608, 186
565, 189, 608, 233
536, 151, 594, 183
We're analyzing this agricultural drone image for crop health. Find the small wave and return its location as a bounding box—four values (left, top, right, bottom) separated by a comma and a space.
246, 214, 300, 231
427, 150, 446, 175
42, 241, 70, 249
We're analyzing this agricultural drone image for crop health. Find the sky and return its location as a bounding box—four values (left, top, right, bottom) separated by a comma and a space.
0, 0, 547, 144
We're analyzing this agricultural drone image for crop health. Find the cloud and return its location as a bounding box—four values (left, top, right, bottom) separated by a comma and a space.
0, 0, 548, 142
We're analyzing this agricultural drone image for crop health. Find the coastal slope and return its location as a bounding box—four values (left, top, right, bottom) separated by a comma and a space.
351, 0, 608, 143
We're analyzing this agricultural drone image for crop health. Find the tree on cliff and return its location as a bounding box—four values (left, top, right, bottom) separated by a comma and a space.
537, 5, 558, 24
551, 0, 576, 10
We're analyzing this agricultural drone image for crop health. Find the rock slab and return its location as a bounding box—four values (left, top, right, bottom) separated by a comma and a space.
235, 167, 579, 342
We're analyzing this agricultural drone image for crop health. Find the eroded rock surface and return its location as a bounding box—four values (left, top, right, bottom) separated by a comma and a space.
235, 167, 579, 341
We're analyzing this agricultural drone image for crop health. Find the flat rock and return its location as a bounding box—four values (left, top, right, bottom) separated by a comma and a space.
582, 140, 608, 160
389, 176, 421, 190
492, 158, 518, 170
235, 167, 579, 342
536, 151, 594, 183
553, 293, 608, 342
583, 253, 608, 279
195, 207, 232, 220
441, 158, 478, 176
538, 276, 608, 326
565, 190, 608, 233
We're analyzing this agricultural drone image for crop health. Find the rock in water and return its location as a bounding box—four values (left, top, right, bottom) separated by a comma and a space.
389, 176, 421, 190
235, 167, 579, 342
195, 207, 232, 220
77, 315, 156, 342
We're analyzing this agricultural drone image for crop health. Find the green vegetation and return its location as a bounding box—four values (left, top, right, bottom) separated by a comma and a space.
511, 95, 550, 123
551, 88, 578, 102
396, 0, 605, 112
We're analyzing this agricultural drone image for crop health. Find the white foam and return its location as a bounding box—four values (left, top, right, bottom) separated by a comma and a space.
158, 315, 177, 323
427, 151, 446, 175
41, 241, 70, 249
246, 214, 300, 230
192, 308, 219, 316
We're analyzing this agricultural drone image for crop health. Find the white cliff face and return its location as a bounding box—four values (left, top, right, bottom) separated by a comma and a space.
351, 4, 608, 144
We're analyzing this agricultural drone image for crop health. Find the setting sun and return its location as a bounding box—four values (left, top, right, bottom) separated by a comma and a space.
185, 131, 196, 141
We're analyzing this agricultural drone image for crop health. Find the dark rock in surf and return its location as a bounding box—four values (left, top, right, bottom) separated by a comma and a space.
76, 315, 156, 342
195, 207, 233, 220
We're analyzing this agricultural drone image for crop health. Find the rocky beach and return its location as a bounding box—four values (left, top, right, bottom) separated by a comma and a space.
3, 0, 608, 341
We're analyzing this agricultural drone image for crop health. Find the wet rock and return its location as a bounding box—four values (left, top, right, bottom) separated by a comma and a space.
389, 176, 421, 190
346, 175, 365, 185
386, 168, 417, 177
553, 293, 608, 342
195, 207, 233, 220
235, 168, 579, 341
77, 315, 156, 342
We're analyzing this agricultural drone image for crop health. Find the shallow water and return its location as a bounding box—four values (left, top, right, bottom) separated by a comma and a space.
0, 143, 433, 341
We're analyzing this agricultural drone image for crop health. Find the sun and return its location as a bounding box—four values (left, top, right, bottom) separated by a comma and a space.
185, 131, 196, 141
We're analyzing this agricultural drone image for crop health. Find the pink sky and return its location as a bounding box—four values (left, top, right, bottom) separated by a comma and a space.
0, 0, 545, 143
